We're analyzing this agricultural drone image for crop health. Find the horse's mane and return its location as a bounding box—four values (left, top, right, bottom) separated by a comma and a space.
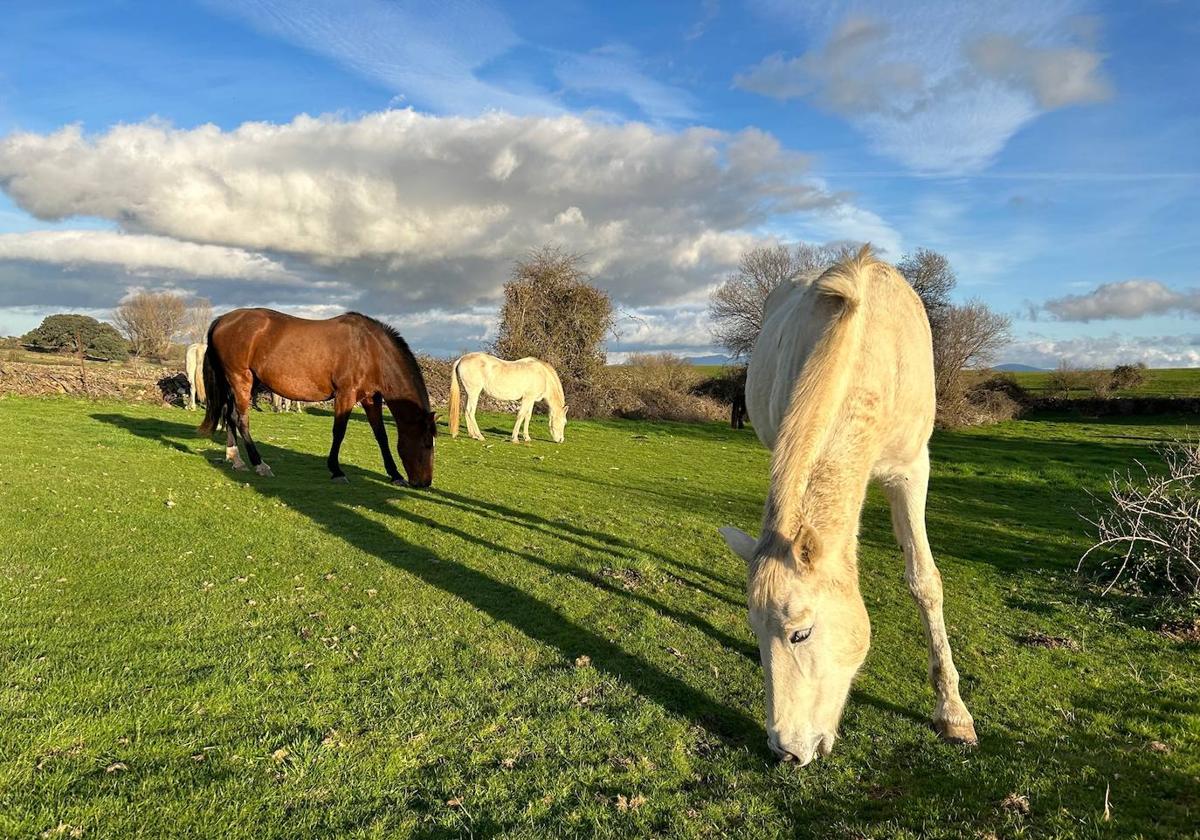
346, 312, 429, 409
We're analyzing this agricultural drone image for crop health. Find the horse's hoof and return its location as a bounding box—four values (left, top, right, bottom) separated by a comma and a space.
331, 475, 349, 484
231, 462, 248, 471
391, 477, 408, 486
255, 463, 274, 477
934, 717, 978, 745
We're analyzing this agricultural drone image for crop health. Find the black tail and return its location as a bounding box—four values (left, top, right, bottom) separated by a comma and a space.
198, 322, 229, 436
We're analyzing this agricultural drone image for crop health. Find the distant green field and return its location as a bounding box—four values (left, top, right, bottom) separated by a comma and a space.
1009, 367, 1200, 399
1, 397, 1197, 838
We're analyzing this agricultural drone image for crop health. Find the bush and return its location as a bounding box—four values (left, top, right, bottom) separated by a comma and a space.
492, 246, 614, 402
622, 353, 695, 392
935, 372, 1029, 428
1110, 362, 1148, 392
1079, 437, 1200, 608
1046, 360, 1090, 397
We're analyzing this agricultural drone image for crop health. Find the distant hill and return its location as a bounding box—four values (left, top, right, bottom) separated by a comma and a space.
682, 354, 732, 366
994, 363, 1047, 372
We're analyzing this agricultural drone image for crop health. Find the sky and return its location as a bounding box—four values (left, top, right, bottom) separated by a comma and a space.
0, 0, 1197, 366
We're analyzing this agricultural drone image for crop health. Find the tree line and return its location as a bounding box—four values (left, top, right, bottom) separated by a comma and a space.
19, 293, 213, 362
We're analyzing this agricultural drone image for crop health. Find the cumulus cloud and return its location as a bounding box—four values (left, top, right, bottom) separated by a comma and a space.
0, 230, 297, 282
0, 110, 897, 315
737, 1, 1112, 173
1042, 279, 1200, 321
1009, 332, 1200, 369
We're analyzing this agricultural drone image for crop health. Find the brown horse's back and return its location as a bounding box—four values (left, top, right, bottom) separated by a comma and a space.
210, 308, 376, 403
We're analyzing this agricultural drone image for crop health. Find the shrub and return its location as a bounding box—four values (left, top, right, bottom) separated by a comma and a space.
1046, 360, 1089, 397
492, 246, 614, 401
622, 353, 696, 392
1110, 362, 1148, 392
1079, 437, 1200, 607
935, 372, 1029, 428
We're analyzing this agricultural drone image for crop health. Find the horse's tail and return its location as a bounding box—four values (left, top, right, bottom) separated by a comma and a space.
758, 245, 872, 559
193, 346, 208, 403
448, 356, 462, 438
198, 325, 229, 437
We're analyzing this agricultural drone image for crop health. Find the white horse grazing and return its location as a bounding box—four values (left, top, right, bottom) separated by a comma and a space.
184, 343, 207, 410
719, 246, 976, 766
449, 352, 567, 443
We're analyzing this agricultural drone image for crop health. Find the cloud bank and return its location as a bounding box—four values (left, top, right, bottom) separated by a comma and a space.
0, 110, 900, 352
738, 1, 1111, 173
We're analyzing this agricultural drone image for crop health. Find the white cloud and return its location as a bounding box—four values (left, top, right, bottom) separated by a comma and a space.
738, 1, 1112, 173
0, 110, 897, 314
0, 230, 297, 282
1009, 332, 1200, 369
1043, 279, 1200, 321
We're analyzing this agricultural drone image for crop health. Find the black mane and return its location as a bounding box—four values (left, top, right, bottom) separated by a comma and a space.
347, 312, 429, 408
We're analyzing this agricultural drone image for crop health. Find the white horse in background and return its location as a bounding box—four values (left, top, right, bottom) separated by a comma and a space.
449, 352, 567, 443
718, 246, 976, 766
185, 342, 207, 410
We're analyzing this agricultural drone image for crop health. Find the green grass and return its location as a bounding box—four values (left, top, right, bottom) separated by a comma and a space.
1009, 367, 1200, 399
0, 397, 1197, 838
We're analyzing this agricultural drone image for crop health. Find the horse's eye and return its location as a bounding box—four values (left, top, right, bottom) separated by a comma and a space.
789, 627, 813, 645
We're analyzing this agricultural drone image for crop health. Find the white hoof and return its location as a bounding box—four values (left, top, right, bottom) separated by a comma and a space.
255, 463, 274, 477
331, 475, 349, 484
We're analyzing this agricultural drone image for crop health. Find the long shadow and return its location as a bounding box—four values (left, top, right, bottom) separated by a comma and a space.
91, 413, 764, 749
422, 486, 747, 609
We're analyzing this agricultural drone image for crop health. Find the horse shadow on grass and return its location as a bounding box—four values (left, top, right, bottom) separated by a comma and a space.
91, 412, 762, 746
89, 413, 1200, 836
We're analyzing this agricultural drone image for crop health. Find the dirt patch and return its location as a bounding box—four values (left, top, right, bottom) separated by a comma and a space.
1158, 617, 1200, 643
1016, 631, 1080, 651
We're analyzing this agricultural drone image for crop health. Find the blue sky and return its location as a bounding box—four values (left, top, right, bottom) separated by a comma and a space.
1, 0, 1197, 365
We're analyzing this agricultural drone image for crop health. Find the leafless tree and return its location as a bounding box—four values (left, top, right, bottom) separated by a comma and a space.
932, 299, 1012, 402
182, 297, 213, 345
113, 291, 188, 359
492, 245, 615, 388
897, 247, 956, 323
708, 242, 852, 357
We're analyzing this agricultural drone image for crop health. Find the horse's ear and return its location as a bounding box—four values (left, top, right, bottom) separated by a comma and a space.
791, 524, 822, 569
719, 526, 756, 566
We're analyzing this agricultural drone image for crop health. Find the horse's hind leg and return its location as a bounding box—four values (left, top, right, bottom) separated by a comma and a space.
465, 386, 485, 440
327, 392, 355, 482
229, 372, 272, 476
882, 452, 976, 744
224, 423, 247, 470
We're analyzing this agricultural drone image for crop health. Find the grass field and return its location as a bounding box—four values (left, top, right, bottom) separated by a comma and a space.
1, 397, 1197, 838
1009, 367, 1200, 399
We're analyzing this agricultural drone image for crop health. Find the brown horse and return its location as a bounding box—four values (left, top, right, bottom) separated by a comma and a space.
198, 308, 436, 487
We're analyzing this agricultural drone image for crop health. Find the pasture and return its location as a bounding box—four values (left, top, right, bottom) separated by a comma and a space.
1009, 367, 1200, 399
1, 397, 1197, 838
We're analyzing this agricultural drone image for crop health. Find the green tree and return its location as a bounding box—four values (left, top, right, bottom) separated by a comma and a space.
22, 314, 129, 361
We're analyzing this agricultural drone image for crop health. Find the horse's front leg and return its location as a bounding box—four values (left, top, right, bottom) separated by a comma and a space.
511, 397, 533, 443
883, 454, 977, 745
362, 396, 404, 484
327, 392, 355, 483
